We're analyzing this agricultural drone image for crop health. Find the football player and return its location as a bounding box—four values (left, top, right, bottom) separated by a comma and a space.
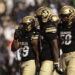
11, 16, 40, 75
58, 5, 75, 75
36, 7, 59, 75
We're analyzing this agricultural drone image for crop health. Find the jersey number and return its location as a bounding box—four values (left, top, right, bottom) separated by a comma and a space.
22, 46, 29, 57
61, 34, 72, 45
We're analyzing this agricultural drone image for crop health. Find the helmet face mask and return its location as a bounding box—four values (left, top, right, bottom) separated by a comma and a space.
41, 10, 50, 23
26, 24, 32, 32
68, 12, 75, 22
20, 23, 32, 32
60, 14, 69, 22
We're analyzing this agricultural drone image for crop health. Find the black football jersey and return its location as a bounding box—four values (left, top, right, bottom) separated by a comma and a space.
14, 28, 39, 61
58, 22, 75, 53
40, 22, 57, 61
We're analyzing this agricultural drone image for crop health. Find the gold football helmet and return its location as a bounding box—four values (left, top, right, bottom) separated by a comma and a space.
60, 5, 75, 23
36, 7, 52, 23
60, 5, 75, 15
50, 14, 59, 22
20, 16, 35, 31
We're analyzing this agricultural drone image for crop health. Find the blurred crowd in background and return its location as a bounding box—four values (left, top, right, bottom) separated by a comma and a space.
0, 0, 75, 75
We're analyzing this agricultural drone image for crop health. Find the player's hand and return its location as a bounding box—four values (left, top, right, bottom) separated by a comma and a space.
54, 62, 63, 74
